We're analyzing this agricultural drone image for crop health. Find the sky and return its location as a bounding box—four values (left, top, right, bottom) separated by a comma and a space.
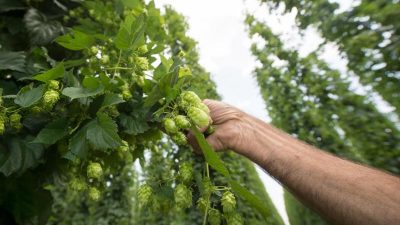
153, 0, 395, 224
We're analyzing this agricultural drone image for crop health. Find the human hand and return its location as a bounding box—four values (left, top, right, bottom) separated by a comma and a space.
188, 99, 253, 154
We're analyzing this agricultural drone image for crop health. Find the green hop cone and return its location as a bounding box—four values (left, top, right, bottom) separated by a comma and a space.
135, 75, 145, 87
178, 50, 186, 58
174, 115, 191, 129
202, 178, 214, 197
197, 102, 210, 114
69, 177, 87, 191
178, 65, 192, 77
135, 57, 149, 71
164, 118, 179, 134
9, 113, 22, 130
196, 197, 208, 213
43, 89, 60, 109
179, 162, 193, 183
226, 213, 243, 225
48, 80, 60, 90
188, 107, 210, 128
180, 91, 201, 105
87, 162, 103, 179
0, 119, 5, 135
174, 184, 192, 209
30, 106, 44, 115
88, 187, 101, 201
138, 184, 153, 207
118, 140, 129, 152
101, 54, 110, 64
221, 191, 236, 213
172, 132, 187, 145
208, 209, 222, 225
138, 45, 148, 54
91, 46, 99, 54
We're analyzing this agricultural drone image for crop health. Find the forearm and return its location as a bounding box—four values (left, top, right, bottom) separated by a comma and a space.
238, 116, 400, 225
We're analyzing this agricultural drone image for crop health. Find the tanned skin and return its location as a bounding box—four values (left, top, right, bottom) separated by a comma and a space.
188, 99, 400, 225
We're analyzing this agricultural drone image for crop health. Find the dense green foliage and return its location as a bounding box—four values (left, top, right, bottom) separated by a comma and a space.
262, 0, 400, 115
245, 2, 400, 223
0, 0, 283, 224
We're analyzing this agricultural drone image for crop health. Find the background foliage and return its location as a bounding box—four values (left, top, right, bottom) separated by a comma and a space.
247, 0, 400, 224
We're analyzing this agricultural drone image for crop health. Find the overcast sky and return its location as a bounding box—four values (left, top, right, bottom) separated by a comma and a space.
153, 0, 394, 224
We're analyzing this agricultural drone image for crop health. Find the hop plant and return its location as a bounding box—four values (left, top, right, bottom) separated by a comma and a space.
174, 184, 192, 209
9, 113, 22, 130
135, 57, 149, 71
138, 184, 153, 206
0, 119, 5, 135
178, 65, 191, 77
135, 75, 145, 87
181, 91, 201, 105
196, 197, 208, 213
69, 177, 87, 191
208, 209, 222, 225
202, 178, 214, 197
197, 102, 210, 114
101, 54, 110, 64
172, 132, 187, 145
221, 191, 236, 214
121, 84, 132, 100
138, 45, 148, 54
118, 140, 129, 152
179, 162, 193, 183
43, 89, 60, 109
48, 80, 60, 90
164, 118, 179, 134
88, 187, 101, 201
87, 162, 103, 179
174, 115, 191, 129
187, 106, 210, 128
225, 213, 243, 225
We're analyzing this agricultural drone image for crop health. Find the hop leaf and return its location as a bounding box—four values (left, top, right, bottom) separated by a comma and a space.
172, 132, 187, 145
138, 184, 153, 207
221, 191, 236, 214
87, 162, 103, 179
164, 118, 179, 134
174, 184, 192, 209
188, 107, 210, 128
179, 162, 193, 183
174, 115, 191, 129
208, 209, 222, 225
88, 187, 101, 201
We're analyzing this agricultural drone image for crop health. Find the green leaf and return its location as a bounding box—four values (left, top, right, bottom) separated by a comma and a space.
33, 63, 65, 82
24, 8, 64, 45
119, 113, 149, 135
0, 51, 26, 72
192, 127, 272, 220
14, 85, 44, 108
62, 85, 104, 100
68, 125, 89, 159
230, 180, 270, 218
101, 93, 125, 108
55, 29, 94, 51
33, 118, 69, 145
115, 14, 146, 50
86, 113, 122, 150
192, 127, 230, 177
0, 137, 44, 176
